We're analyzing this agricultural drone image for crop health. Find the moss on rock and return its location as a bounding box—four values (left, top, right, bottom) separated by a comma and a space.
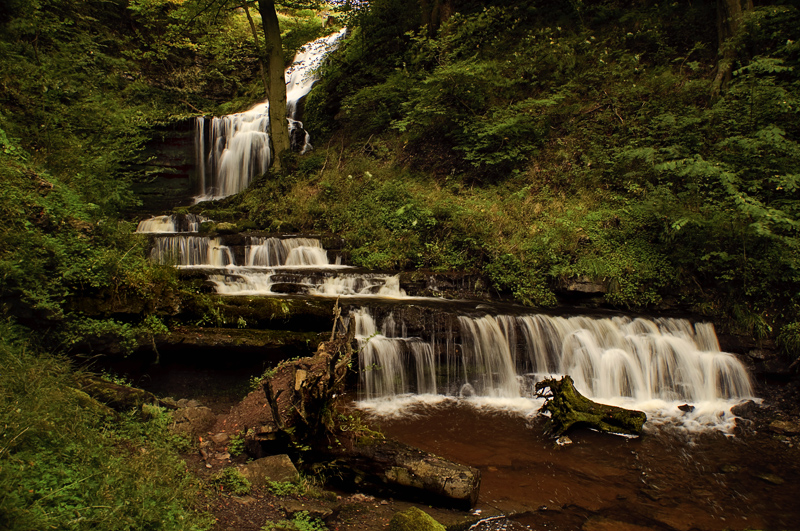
388, 507, 446, 531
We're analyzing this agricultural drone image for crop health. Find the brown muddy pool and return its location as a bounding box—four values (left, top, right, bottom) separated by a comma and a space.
371, 402, 800, 531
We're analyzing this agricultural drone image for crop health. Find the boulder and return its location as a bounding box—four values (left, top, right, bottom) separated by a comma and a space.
389, 507, 446, 531
731, 400, 759, 419
170, 405, 216, 436
238, 454, 299, 487
769, 419, 800, 436
328, 438, 481, 509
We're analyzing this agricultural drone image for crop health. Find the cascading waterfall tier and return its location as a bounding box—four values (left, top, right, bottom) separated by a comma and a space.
247, 237, 331, 267
209, 270, 405, 298
352, 308, 754, 430
195, 28, 347, 201
150, 236, 234, 268
136, 214, 208, 233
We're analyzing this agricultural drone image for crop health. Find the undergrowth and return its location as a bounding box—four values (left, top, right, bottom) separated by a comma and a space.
0, 321, 211, 531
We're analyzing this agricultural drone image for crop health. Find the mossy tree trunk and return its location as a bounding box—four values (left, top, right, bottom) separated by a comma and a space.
535, 376, 647, 436
257, 0, 291, 170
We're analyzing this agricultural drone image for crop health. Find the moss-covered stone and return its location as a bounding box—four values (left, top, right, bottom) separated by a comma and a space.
388, 507, 446, 531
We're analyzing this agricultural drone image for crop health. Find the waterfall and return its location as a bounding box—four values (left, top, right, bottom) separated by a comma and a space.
150, 235, 233, 267
353, 308, 437, 400
354, 308, 754, 428
246, 237, 330, 267
195, 28, 347, 200
195, 105, 272, 201
136, 214, 208, 233
210, 271, 406, 297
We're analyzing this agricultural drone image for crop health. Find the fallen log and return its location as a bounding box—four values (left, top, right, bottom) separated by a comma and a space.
535, 376, 647, 436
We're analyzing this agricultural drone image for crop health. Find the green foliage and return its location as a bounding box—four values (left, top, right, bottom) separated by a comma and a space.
267, 480, 303, 497
777, 322, 800, 361
208, 467, 251, 497
0, 323, 211, 530
484, 254, 556, 307
228, 432, 246, 457
261, 511, 328, 531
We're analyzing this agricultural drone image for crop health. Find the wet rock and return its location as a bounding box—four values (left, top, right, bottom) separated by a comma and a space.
389, 507, 446, 531
677, 404, 694, 413
556, 436, 573, 447
559, 276, 608, 294
769, 419, 800, 436
281, 500, 334, 521
731, 400, 759, 419
177, 398, 201, 408
238, 454, 299, 487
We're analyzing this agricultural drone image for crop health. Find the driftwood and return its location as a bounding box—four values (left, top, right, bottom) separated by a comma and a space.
535, 376, 647, 436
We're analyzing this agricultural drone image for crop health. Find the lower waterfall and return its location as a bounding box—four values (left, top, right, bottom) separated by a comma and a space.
352, 307, 754, 431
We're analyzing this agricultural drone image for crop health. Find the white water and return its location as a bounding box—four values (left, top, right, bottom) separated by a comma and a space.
195, 29, 347, 200
136, 214, 208, 233
247, 237, 330, 267
353, 309, 755, 431
150, 236, 234, 267
209, 271, 406, 298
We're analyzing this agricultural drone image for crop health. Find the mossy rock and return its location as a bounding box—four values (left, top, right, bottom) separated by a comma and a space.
389, 507, 446, 531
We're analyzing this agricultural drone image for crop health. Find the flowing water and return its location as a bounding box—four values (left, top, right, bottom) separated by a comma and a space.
194, 28, 346, 201
373, 402, 799, 530
350, 307, 754, 432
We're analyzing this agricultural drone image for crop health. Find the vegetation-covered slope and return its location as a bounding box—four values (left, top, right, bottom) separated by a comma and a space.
0, 1, 328, 528
216, 0, 799, 356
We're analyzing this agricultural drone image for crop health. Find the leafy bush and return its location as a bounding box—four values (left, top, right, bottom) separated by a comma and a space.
208, 467, 251, 497
262, 511, 328, 531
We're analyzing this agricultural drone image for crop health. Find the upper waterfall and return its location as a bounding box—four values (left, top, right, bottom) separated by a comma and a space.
195, 28, 347, 201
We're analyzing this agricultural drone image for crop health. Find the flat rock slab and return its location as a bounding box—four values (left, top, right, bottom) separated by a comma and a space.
281, 499, 334, 520
238, 454, 299, 487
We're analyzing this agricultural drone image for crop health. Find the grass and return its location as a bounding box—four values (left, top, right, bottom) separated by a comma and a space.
0, 321, 212, 531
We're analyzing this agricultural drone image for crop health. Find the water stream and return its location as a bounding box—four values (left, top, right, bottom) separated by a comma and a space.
137, 219, 756, 431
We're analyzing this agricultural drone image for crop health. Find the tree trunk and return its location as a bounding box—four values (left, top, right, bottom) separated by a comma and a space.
242, 2, 270, 99
712, 0, 754, 96
535, 376, 647, 436
258, 0, 290, 171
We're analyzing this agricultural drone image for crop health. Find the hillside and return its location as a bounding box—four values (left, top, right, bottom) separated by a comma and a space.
1, 1, 799, 530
